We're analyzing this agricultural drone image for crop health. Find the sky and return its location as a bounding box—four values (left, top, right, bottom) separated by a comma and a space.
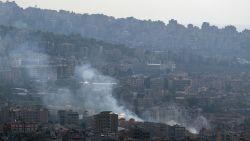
2, 0, 250, 30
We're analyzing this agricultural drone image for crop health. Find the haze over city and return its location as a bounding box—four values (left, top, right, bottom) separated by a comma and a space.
2, 0, 250, 30
1, 0, 250, 140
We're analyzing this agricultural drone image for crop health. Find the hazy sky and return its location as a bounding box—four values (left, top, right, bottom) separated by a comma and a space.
2, 0, 250, 30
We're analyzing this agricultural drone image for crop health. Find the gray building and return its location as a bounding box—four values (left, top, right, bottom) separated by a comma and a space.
58, 110, 79, 125
94, 111, 118, 135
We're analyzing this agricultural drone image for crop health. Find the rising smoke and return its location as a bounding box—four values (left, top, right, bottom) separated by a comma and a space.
75, 64, 142, 120
1, 31, 208, 133
2, 32, 141, 120
42, 64, 142, 120
141, 103, 210, 134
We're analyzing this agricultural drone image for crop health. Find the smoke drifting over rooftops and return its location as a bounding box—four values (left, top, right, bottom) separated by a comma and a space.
1, 27, 210, 134
75, 64, 142, 121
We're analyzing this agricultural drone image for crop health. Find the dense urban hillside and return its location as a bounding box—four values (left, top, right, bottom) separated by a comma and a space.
0, 24, 249, 78
1, 1, 250, 61
0, 25, 136, 63
1, 1, 250, 140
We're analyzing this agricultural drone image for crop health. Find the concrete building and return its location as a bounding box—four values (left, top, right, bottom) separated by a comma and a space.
168, 78, 192, 93
0, 106, 49, 124
149, 77, 165, 90
58, 110, 79, 125
94, 111, 118, 134
56, 57, 76, 80
56, 64, 75, 80
170, 125, 186, 140
129, 128, 151, 140
128, 75, 145, 88
9, 122, 38, 134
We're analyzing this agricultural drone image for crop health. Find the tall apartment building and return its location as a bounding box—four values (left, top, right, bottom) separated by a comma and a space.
58, 110, 79, 125
94, 111, 118, 134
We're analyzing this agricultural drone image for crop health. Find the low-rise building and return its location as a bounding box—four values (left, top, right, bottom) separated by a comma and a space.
58, 110, 79, 125
0, 106, 49, 124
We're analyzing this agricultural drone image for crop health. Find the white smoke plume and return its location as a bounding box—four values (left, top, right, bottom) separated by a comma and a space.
42, 64, 142, 121
75, 64, 142, 120
141, 103, 210, 134
3, 34, 141, 120
1, 30, 206, 132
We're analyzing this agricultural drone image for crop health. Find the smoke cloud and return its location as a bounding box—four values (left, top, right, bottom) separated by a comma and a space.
1, 31, 141, 120
42, 64, 142, 121
1, 29, 207, 133
141, 103, 210, 134
76, 64, 142, 120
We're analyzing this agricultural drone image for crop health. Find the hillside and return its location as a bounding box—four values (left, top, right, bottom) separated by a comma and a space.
0, 1, 250, 60
0, 25, 136, 64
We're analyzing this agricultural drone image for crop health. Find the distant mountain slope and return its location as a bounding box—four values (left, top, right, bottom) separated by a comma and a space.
0, 25, 137, 67
0, 1, 250, 59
